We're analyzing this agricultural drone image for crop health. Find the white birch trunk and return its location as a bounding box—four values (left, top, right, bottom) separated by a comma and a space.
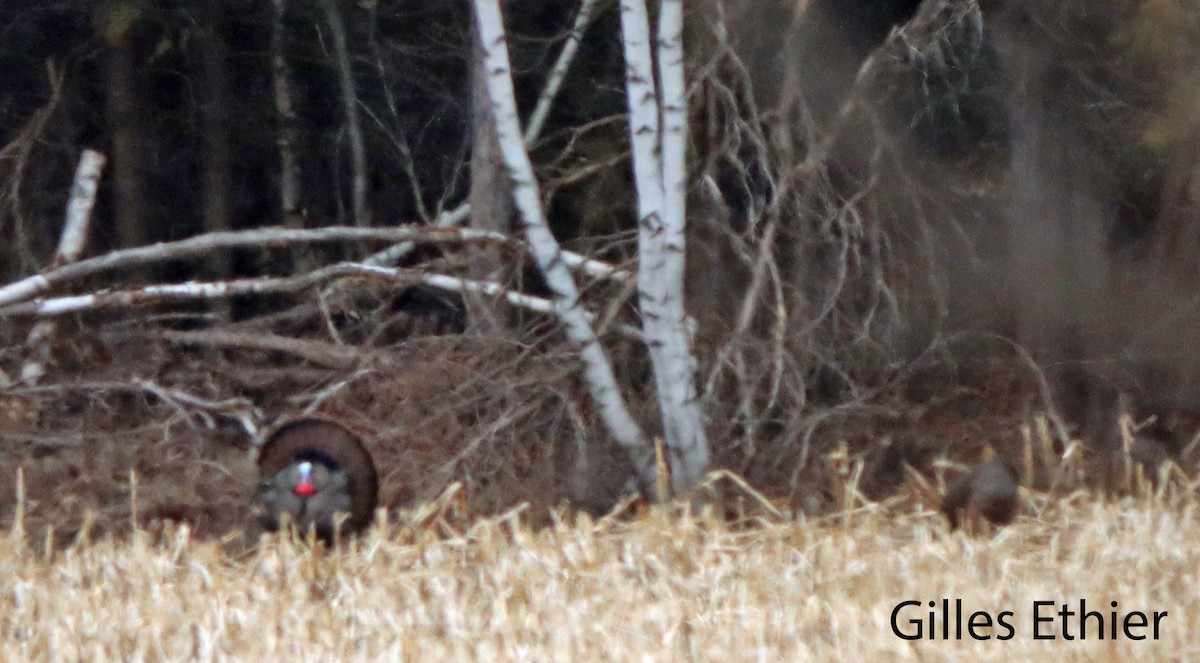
56, 150, 106, 265
621, 0, 710, 493
20, 149, 106, 384
471, 0, 656, 490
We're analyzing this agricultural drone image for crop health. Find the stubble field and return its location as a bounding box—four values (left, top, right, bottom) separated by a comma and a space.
0, 490, 1196, 662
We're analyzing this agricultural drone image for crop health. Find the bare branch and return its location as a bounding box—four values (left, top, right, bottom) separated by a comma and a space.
0, 226, 511, 308
421, 273, 643, 340
422, 273, 554, 317
1, 61, 66, 272
1, 260, 642, 340
131, 378, 261, 437
362, 205, 471, 266
161, 330, 359, 370
524, 0, 600, 144
363, 210, 632, 283
3, 267, 371, 317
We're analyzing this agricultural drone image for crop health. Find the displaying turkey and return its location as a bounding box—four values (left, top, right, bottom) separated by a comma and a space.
255, 416, 379, 541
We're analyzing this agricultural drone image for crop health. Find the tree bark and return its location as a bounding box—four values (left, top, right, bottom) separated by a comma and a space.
271, 0, 303, 228
100, 4, 147, 250
470, 0, 657, 495
197, 2, 233, 278
466, 18, 513, 335
19, 150, 106, 384
523, 0, 599, 144
620, 0, 711, 494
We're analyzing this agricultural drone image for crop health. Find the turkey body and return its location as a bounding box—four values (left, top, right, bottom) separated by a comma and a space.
256, 417, 379, 541
940, 458, 1018, 531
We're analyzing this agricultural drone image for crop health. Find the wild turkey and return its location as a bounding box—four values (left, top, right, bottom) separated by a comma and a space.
940, 457, 1018, 531
256, 416, 378, 541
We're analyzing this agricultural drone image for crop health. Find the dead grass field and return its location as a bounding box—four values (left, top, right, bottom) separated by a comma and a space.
0, 491, 1196, 662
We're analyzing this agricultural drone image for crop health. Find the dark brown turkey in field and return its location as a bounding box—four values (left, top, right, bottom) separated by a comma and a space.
255, 417, 379, 541
940, 456, 1018, 531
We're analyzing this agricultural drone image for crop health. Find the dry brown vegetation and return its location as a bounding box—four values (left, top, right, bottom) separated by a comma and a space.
0, 490, 1196, 661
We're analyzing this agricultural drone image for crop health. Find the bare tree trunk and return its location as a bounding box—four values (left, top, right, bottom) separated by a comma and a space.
470, 0, 657, 495
101, 10, 146, 250
319, 0, 369, 226
466, 20, 513, 335
20, 150, 105, 384
271, 0, 303, 229
620, 0, 710, 494
197, 2, 233, 278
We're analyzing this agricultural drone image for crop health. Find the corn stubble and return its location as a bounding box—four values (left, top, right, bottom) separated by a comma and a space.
0, 496, 1195, 662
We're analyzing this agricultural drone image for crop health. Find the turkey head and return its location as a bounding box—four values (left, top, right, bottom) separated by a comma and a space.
256, 417, 379, 541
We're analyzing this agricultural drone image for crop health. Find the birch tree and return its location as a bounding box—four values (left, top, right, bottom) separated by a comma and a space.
19, 149, 105, 384
470, 0, 657, 494
620, 0, 710, 493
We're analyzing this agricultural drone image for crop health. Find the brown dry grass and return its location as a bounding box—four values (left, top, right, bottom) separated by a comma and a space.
0, 488, 1197, 662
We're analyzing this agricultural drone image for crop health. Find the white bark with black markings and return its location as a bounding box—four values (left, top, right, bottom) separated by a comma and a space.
471, 0, 655, 489
20, 149, 106, 384
523, 0, 599, 144
0, 225, 626, 310
620, 0, 710, 493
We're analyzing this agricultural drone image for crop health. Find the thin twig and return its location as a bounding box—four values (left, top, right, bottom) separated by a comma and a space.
132, 378, 261, 437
